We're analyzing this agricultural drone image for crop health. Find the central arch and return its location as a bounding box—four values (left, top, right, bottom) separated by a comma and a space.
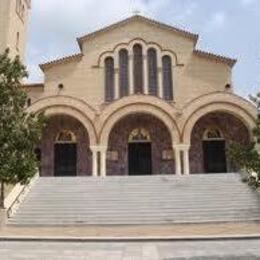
107, 114, 175, 176
97, 95, 180, 147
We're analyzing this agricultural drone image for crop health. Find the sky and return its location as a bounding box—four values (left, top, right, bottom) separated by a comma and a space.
26, 0, 260, 97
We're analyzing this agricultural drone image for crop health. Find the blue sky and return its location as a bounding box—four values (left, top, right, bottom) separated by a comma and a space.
26, 0, 260, 97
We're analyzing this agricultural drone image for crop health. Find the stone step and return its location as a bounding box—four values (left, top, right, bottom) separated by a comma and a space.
8, 174, 260, 226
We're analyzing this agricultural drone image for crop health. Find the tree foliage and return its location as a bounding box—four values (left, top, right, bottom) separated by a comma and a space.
0, 50, 46, 208
228, 93, 260, 187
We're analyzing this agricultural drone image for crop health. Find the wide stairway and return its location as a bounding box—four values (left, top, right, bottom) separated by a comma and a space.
8, 174, 260, 226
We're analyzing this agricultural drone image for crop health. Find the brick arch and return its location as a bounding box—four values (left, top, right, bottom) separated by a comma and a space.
181, 93, 257, 145
97, 95, 180, 146
27, 96, 97, 146
97, 37, 179, 67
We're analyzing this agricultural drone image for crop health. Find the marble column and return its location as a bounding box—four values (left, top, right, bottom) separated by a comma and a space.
90, 146, 99, 177
143, 54, 149, 95
173, 146, 182, 176
129, 52, 134, 95
100, 147, 108, 177
183, 145, 191, 175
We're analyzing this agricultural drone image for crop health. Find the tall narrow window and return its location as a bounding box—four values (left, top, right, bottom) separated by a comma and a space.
105, 57, 115, 102
119, 49, 129, 97
162, 55, 173, 100
133, 44, 143, 94
16, 32, 20, 50
148, 48, 158, 96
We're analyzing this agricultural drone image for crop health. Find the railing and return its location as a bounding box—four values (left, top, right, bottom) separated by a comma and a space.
5, 172, 39, 218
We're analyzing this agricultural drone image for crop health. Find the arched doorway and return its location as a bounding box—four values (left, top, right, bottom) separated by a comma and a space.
189, 112, 251, 174
202, 128, 227, 173
128, 128, 152, 175
107, 114, 175, 176
40, 115, 92, 177
54, 130, 77, 176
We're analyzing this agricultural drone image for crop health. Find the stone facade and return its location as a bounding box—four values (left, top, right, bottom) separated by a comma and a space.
107, 114, 175, 176
190, 112, 250, 174
0, 0, 31, 61
21, 15, 257, 176
40, 115, 92, 177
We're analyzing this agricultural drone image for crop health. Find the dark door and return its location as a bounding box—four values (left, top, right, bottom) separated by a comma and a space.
54, 144, 77, 176
203, 140, 227, 173
128, 143, 152, 175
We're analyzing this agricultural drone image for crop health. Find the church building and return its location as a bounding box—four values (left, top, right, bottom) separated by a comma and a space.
4, 2, 256, 177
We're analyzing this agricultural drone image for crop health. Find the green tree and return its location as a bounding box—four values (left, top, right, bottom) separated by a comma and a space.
0, 50, 46, 209
228, 93, 260, 187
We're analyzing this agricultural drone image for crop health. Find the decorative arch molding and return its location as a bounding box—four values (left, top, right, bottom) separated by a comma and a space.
97, 95, 181, 146
181, 92, 257, 144
97, 37, 179, 67
26, 96, 97, 146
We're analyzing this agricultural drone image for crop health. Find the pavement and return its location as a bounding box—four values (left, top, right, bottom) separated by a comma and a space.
1, 222, 260, 237
0, 238, 260, 259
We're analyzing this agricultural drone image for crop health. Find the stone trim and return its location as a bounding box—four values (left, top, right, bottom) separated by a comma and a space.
77, 15, 199, 50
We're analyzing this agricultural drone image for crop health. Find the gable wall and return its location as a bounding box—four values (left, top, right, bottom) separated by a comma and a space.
29, 19, 233, 111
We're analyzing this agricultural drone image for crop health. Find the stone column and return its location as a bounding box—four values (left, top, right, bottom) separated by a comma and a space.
158, 66, 163, 99
114, 68, 120, 99
114, 52, 120, 99
173, 145, 182, 176
173, 144, 191, 176
183, 145, 191, 175
90, 146, 99, 177
143, 54, 149, 95
100, 146, 108, 177
0, 209, 6, 227
129, 52, 134, 95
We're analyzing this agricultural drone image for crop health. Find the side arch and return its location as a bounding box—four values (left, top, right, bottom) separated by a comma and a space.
27, 96, 98, 146
181, 93, 257, 145
97, 95, 180, 146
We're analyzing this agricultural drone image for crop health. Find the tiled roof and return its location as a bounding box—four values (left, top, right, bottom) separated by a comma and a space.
194, 50, 237, 67
39, 54, 83, 71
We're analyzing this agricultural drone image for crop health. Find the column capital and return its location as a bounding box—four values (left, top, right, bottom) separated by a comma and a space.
90, 146, 108, 152
173, 144, 191, 151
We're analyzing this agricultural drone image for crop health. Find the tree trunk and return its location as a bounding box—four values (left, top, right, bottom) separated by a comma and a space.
0, 181, 4, 209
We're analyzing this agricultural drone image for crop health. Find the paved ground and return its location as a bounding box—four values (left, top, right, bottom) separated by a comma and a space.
1, 222, 260, 237
0, 239, 259, 259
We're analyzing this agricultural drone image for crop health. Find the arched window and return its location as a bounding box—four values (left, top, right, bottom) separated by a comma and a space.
133, 44, 143, 94
119, 49, 129, 97
203, 128, 224, 141
56, 130, 77, 143
148, 48, 158, 96
129, 128, 151, 143
104, 57, 115, 102
162, 55, 173, 100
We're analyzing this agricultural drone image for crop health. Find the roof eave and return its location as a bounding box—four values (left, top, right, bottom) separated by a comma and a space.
77, 15, 199, 50
39, 54, 83, 71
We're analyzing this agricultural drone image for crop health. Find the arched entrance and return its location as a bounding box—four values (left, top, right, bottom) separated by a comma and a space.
54, 130, 77, 176
189, 112, 251, 173
40, 115, 92, 177
128, 128, 152, 175
107, 114, 175, 176
202, 127, 227, 173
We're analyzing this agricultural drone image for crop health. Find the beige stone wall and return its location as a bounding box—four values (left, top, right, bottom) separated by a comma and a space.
0, 0, 11, 54
34, 19, 233, 112
0, 0, 30, 61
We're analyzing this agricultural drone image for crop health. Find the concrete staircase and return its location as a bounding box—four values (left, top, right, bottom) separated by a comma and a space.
7, 174, 260, 226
